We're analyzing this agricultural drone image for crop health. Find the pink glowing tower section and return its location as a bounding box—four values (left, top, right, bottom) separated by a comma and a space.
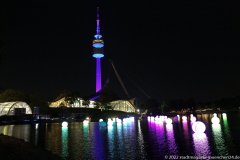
92, 7, 104, 93
96, 58, 102, 92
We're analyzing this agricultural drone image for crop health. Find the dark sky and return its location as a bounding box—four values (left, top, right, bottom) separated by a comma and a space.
1, 0, 240, 102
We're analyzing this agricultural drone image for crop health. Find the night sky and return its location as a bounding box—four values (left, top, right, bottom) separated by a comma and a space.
1, 0, 240, 102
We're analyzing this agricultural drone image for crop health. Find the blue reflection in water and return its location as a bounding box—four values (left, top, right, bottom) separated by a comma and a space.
212, 123, 228, 155
166, 124, 178, 155
107, 123, 115, 159
91, 123, 105, 160
61, 127, 68, 160
116, 122, 124, 159
122, 118, 137, 159
193, 133, 211, 156
106, 118, 139, 159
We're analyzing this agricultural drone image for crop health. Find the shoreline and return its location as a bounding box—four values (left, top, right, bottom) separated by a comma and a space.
0, 134, 60, 160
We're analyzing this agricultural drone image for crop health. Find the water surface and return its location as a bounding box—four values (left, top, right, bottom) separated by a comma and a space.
0, 113, 239, 160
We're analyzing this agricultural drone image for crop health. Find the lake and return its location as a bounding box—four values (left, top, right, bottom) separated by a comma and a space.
0, 112, 240, 160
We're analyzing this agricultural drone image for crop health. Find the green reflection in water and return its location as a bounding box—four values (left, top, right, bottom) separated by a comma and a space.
222, 114, 229, 133
83, 123, 89, 139
108, 123, 115, 159
212, 123, 228, 155
61, 127, 68, 160
82, 122, 90, 159
222, 113, 233, 152
222, 114, 229, 135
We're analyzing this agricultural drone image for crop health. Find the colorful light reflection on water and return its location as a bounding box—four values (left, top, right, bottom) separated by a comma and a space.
0, 113, 239, 159
193, 133, 211, 156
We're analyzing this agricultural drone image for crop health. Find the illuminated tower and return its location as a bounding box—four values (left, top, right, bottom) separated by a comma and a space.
92, 7, 104, 93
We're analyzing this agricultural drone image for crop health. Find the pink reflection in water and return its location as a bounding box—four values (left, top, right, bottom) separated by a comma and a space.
193, 133, 211, 156
166, 124, 178, 155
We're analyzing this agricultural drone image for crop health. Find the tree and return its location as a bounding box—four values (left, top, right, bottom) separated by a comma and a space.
96, 85, 119, 110
82, 100, 90, 108
160, 101, 167, 113
143, 98, 160, 115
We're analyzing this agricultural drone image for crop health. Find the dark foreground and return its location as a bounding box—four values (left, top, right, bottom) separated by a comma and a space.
0, 134, 60, 160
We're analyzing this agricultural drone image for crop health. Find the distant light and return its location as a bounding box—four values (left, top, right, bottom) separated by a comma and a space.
177, 115, 180, 118
191, 116, 196, 123
83, 117, 90, 125
108, 118, 113, 126
35, 123, 39, 129
93, 53, 104, 58
211, 114, 220, 124
83, 120, 89, 125
150, 116, 155, 121
166, 123, 173, 130
137, 109, 140, 113
155, 116, 163, 123
147, 116, 150, 121
116, 118, 122, 124
62, 121, 68, 128
166, 118, 172, 124
182, 116, 187, 122
222, 113, 227, 118
129, 117, 135, 122
192, 121, 206, 133
99, 119, 103, 122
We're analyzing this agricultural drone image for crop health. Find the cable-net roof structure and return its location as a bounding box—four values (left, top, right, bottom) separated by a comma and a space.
110, 100, 136, 113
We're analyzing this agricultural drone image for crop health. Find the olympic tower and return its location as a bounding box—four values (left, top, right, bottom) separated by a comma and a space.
92, 7, 104, 93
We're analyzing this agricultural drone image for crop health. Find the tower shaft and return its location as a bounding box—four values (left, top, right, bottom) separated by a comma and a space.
96, 58, 102, 92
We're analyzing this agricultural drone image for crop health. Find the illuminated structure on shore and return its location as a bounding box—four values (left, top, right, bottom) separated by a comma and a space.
92, 7, 104, 93
0, 102, 32, 116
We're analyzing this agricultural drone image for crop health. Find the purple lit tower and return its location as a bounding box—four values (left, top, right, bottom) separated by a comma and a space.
92, 7, 104, 93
